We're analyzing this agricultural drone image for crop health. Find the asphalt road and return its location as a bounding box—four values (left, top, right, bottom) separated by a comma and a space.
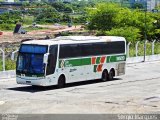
0, 61, 160, 114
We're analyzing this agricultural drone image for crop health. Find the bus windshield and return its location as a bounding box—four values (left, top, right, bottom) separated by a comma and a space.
16, 44, 48, 76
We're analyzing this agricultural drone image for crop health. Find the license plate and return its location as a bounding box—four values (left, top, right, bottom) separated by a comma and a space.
26, 81, 31, 84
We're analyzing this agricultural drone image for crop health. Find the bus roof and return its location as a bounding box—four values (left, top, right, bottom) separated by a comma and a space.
22, 36, 126, 46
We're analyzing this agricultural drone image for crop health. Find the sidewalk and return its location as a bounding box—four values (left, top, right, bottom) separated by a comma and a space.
0, 70, 15, 79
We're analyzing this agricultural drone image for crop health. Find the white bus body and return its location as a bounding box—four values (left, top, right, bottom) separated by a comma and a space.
16, 36, 126, 87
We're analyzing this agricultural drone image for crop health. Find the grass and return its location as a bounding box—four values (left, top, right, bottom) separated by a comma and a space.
23, 15, 34, 25
24, 26, 46, 32
0, 24, 15, 31
0, 59, 16, 71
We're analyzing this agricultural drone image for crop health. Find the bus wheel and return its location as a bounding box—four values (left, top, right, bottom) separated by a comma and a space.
58, 75, 65, 88
109, 70, 114, 80
101, 70, 108, 82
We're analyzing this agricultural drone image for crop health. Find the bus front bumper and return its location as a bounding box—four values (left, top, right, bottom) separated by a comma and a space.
16, 75, 57, 86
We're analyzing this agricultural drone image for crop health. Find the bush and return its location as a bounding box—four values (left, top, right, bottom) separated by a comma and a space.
5, 59, 16, 70
0, 24, 15, 31
0, 59, 16, 71
86, 3, 160, 41
105, 27, 141, 42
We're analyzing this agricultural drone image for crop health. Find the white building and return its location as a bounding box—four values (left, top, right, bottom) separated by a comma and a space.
146, 0, 160, 11
130, 0, 160, 11
5, 0, 14, 2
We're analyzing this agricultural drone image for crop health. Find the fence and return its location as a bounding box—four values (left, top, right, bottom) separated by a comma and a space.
0, 42, 19, 71
127, 40, 160, 57
0, 41, 160, 72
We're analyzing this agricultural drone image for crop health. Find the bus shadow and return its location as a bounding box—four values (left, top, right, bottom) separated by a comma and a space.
8, 78, 121, 93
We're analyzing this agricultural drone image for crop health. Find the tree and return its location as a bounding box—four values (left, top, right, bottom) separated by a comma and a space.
51, 2, 66, 12
105, 27, 141, 42
35, 7, 61, 23
0, 11, 22, 24
86, 3, 158, 41
86, 3, 120, 31
132, 2, 144, 9
64, 5, 73, 13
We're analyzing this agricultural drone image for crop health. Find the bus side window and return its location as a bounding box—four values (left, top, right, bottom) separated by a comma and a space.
59, 44, 81, 58
80, 43, 92, 57
46, 45, 58, 75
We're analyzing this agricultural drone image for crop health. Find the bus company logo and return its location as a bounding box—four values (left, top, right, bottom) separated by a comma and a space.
92, 56, 106, 72
64, 60, 72, 67
60, 60, 72, 68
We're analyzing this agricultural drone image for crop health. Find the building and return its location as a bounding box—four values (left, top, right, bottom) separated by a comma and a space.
5, 0, 14, 2
130, 0, 160, 11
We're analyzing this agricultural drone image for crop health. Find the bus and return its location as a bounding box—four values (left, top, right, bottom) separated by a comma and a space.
13, 36, 126, 88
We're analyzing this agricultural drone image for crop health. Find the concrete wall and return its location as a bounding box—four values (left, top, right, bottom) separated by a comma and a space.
0, 70, 15, 80
127, 54, 160, 63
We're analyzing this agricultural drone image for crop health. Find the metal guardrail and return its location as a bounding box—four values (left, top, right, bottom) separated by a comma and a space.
127, 40, 158, 58
0, 48, 5, 71
0, 40, 159, 72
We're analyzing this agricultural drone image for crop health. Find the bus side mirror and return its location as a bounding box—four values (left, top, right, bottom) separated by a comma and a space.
43, 53, 49, 64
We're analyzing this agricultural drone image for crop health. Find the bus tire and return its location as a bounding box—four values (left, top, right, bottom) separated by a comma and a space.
58, 75, 65, 88
109, 69, 114, 80
101, 70, 109, 82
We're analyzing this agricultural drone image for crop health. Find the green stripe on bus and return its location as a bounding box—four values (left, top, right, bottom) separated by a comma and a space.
59, 55, 126, 68
94, 65, 97, 72
59, 58, 91, 68
82, 58, 91, 65
67, 59, 82, 67
106, 55, 126, 63
96, 57, 101, 64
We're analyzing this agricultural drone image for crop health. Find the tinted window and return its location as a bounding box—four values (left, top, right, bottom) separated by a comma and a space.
46, 45, 58, 75
49, 45, 58, 54
59, 44, 81, 58
101, 41, 125, 55
80, 41, 125, 56
59, 41, 125, 58
80, 43, 92, 56
20, 44, 48, 54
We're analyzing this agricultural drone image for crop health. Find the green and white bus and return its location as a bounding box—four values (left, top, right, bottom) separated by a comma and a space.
15, 36, 126, 88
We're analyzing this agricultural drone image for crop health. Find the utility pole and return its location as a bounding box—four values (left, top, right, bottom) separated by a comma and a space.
120, 0, 123, 7
143, 1, 147, 62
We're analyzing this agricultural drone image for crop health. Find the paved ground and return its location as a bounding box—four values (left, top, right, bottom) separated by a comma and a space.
0, 61, 160, 114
